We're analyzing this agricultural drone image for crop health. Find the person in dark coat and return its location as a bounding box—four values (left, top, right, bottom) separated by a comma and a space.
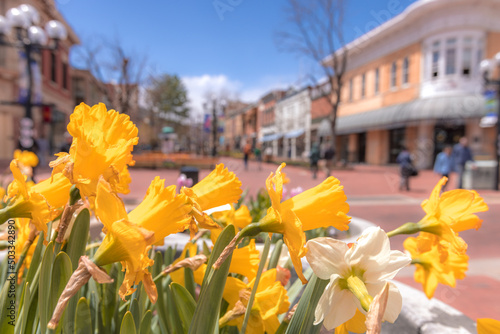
396, 146, 413, 191
452, 137, 474, 189
309, 143, 321, 179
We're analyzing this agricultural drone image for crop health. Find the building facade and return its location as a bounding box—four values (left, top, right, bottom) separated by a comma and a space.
258, 90, 285, 155
0, 0, 79, 164
330, 0, 500, 168
274, 87, 312, 160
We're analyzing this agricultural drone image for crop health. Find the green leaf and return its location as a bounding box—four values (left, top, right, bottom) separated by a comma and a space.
139, 310, 152, 334
99, 264, 118, 332
170, 283, 196, 332
284, 274, 329, 334
240, 236, 271, 334
183, 267, 196, 300
65, 209, 90, 271
188, 225, 235, 334
74, 297, 92, 334
25, 231, 44, 285
120, 311, 137, 334
285, 267, 313, 307
267, 239, 284, 270
38, 241, 54, 332
129, 298, 141, 334
48, 252, 72, 331
151, 252, 169, 334
14, 282, 30, 334
166, 284, 184, 334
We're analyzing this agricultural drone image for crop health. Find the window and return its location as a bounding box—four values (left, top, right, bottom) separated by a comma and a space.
374, 68, 380, 94
62, 63, 68, 89
50, 52, 57, 83
402, 57, 409, 84
349, 78, 353, 102
391, 62, 397, 88
431, 41, 440, 78
445, 38, 456, 75
361, 73, 366, 98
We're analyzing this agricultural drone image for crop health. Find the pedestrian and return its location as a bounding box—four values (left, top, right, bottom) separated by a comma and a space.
264, 146, 273, 163
452, 137, 474, 189
309, 142, 321, 179
243, 141, 251, 170
433, 145, 454, 191
323, 145, 335, 177
254, 144, 262, 171
396, 146, 414, 191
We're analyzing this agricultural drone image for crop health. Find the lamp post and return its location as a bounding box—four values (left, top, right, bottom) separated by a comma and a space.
0, 4, 67, 151
205, 97, 226, 157
480, 51, 500, 191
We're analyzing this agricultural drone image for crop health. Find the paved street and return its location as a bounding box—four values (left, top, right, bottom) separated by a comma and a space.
37, 157, 500, 320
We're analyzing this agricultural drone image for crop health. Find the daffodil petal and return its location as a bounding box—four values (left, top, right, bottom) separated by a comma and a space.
306, 237, 350, 280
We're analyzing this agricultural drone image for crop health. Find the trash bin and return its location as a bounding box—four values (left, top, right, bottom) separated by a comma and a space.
462, 160, 497, 190
180, 166, 199, 185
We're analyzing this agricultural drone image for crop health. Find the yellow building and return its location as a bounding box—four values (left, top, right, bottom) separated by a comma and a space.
329, 0, 500, 168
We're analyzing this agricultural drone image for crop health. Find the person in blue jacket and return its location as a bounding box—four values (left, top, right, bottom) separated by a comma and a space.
433, 145, 454, 191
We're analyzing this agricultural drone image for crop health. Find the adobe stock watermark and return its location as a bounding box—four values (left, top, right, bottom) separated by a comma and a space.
349, 0, 414, 56
213, 0, 244, 21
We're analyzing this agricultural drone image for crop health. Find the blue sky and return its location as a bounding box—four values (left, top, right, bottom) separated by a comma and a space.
56, 0, 417, 114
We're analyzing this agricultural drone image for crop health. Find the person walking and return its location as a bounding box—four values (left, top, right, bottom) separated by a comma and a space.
453, 137, 474, 189
323, 145, 335, 177
433, 145, 454, 191
309, 143, 321, 179
254, 144, 262, 171
243, 142, 251, 171
396, 146, 414, 191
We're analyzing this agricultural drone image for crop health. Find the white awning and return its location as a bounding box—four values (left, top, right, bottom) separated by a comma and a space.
284, 129, 305, 139
260, 133, 282, 142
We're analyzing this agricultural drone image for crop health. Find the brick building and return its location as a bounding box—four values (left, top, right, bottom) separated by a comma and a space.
327, 0, 500, 168
0, 0, 79, 164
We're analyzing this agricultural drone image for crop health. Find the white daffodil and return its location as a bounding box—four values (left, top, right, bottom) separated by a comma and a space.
305, 227, 411, 331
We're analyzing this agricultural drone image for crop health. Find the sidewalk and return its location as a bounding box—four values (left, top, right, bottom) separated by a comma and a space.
34, 157, 500, 321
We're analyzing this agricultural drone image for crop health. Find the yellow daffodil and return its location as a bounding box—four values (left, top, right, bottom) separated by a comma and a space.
404, 232, 468, 299
335, 309, 366, 334
477, 318, 500, 334
171, 239, 259, 284
0, 160, 71, 233
50, 103, 139, 199
387, 177, 488, 254
255, 163, 350, 283
224, 268, 290, 334
14, 218, 39, 275
305, 227, 410, 331
211, 204, 252, 243
92, 177, 192, 302
13, 149, 39, 168
13, 149, 39, 177
181, 164, 242, 236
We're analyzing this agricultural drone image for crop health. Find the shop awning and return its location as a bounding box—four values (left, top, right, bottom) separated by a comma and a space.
336, 94, 486, 134
284, 129, 305, 139
260, 133, 282, 142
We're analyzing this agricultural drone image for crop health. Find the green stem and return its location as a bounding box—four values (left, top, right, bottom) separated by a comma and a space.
14, 241, 33, 276
386, 222, 420, 238
240, 235, 271, 334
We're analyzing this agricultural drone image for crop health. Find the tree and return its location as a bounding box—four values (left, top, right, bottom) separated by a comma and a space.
73, 36, 148, 118
147, 74, 190, 129
276, 0, 348, 152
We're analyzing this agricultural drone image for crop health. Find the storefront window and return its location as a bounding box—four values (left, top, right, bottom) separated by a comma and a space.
445, 38, 456, 75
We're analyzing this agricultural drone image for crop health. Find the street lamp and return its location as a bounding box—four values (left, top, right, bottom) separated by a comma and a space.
0, 4, 67, 151
205, 97, 226, 157
480, 51, 500, 191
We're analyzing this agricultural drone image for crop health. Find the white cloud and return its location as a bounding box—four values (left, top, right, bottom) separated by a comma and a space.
182, 74, 293, 120
182, 74, 242, 120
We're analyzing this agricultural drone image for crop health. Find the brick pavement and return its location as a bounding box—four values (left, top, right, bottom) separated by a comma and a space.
35, 157, 500, 321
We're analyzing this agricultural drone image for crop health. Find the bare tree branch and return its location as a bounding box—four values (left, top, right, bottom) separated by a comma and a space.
276, 0, 349, 149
